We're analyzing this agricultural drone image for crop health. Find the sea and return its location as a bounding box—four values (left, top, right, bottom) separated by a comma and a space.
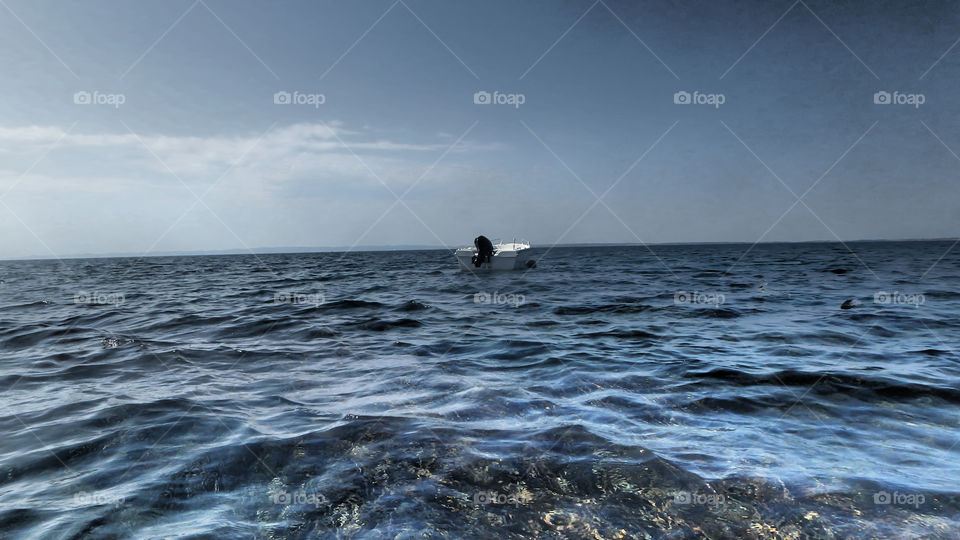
1, 241, 958, 539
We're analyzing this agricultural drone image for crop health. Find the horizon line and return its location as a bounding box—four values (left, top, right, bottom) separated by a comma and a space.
2, 237, 957, 263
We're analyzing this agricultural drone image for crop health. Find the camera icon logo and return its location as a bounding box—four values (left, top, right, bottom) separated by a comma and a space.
274, 91, 291, 105
473, 91, 491, 105
74, 91, 92, 105
673, 91, 691, 104
674, 291, 690, 304
873, 291, 890, 304
873, 491, 891, 505
272, 491, 292, 504
873, 91, 891, 105
673, 491, 691, 504
474, 291, 492, 304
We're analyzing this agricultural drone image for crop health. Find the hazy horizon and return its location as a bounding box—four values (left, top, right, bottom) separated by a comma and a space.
4, 236, 958, 263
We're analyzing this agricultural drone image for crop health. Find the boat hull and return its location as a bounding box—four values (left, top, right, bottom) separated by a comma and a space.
456, 248, 530, 271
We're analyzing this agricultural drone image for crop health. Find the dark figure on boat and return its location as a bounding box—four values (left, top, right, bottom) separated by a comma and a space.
473, 235, 494, 267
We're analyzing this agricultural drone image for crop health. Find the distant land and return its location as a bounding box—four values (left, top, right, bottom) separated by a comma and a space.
1, 238, 957, 263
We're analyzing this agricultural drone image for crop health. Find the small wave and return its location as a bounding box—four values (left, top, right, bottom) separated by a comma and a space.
686, 368, 960, 403
293, 326, 339, 339
353, 318, 423, 331
2, 325, 92, 348
526, 319, 560, 327
579, 329, 659, 340
686, 307, 741, 319
213, 317, 301, 339
0, 300, 53, 312
394, 300, 430, 312
683, 395, 793, 414
554, 303, 653, 315
319, 299, 384, 310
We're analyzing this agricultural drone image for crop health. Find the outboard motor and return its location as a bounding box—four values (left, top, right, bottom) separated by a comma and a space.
472, 235, 494, 267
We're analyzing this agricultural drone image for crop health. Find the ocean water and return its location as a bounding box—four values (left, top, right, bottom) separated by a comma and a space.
1, 242, 959, 539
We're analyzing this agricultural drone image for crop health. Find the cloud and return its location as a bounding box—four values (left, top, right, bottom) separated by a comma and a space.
0, 122, 487, 193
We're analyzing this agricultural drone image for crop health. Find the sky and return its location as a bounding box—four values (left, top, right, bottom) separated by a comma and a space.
1, 0, 959, 259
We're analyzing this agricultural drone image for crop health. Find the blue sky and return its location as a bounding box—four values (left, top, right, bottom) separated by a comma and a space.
1, 0, 959, 259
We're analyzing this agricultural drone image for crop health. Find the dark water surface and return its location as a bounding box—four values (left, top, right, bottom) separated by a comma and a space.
1, 242, 959, 539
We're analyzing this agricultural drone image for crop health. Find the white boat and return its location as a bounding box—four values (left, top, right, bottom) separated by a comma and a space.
455, 239, 532, 271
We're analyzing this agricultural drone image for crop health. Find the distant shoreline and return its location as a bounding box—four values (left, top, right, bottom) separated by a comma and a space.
1, 237, 957, 263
